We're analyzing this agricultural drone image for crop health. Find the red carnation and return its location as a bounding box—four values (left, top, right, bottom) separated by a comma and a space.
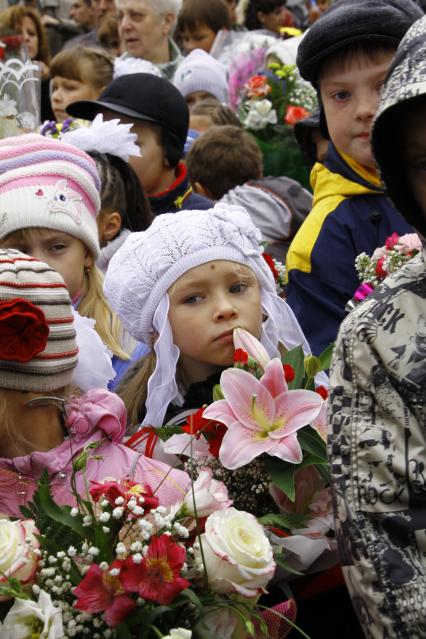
0, 298, 49, 362
283, 364, 295, 382
385, 232, 399, 250
233, 348, 249, 364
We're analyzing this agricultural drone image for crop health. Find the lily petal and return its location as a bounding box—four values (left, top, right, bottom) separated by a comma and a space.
220, 368, 264, 430
269, 432, 303, 464
203, 399, 238, 428
261, 358, 288, 397
163, 433, 211, 459
272, 390, 323, 437
233, 328, 271, 369
219, 422, 274, 469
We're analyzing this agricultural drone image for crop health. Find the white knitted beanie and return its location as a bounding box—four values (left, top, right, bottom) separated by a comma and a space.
104, 203, 275, 344
0, 134, 101, 259
104, 204, 312, 428
173, 49, 229, 104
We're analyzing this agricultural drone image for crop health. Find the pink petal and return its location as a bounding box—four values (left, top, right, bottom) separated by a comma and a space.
203, 399, 238, 428
220, 368, 264, 430
261, 358, 288, 397
105, 595, 136, 627
272, 390, 323, 437
269, 433, 303, 463
219, 422, 274, 469
163, 434, 211, 459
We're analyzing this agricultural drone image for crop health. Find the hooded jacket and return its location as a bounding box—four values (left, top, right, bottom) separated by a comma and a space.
329, 15, 426, 639
0, 389, 189, 518
285, 143, 412, 354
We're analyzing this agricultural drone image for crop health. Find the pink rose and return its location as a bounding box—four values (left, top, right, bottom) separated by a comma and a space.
183, 468, 232, 518
396, 233, 422, 255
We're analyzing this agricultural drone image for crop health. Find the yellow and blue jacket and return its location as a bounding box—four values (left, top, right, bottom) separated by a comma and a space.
285, 144, 413, 355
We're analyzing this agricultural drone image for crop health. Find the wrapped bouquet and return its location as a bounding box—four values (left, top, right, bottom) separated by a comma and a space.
347, 232, 423, 310
0, 448, 294, 638
155, 330, 336, 583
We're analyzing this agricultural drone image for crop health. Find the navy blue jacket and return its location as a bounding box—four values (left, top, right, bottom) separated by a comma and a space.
286, 145, 413, 355
149, 161, 212, 214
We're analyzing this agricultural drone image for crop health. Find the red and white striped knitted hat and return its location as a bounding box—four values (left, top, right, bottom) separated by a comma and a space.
0, 134, 101, 259
0, 249, 78, 391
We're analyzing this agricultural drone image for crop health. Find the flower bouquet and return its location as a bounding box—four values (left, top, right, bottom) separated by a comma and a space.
0, 446, 297, 638
154, 330, 336, 586
347, 232, 423, 311
238, 64, 317, 188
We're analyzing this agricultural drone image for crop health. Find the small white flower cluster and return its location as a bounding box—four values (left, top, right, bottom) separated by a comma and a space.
36, 546, 108, 638
355, 248, 411, 287
244, 99, 278, 131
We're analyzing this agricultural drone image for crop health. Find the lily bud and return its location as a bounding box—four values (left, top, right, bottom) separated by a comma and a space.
233, 328, 270, 370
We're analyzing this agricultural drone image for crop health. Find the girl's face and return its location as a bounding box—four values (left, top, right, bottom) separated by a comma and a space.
1, 228, 93, 300
51, 75, 102, 123
22, 15, 39, 60
168, 260, 263, 383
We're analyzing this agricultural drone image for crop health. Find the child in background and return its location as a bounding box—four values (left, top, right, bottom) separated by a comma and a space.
285, 0, 422, 355
186, 124, 312, 262
59, 114, 153, 273
176, 0, 231, 55
0, 134, 132, 378
189, 98, 241, 133
104, 203, 319, 430
243, 0, 294, 34
49, 46, 114, 122
173, 49, 229, 110
329, 14, 426, 636
68, 73, 213, 215
0, 249, 189, 518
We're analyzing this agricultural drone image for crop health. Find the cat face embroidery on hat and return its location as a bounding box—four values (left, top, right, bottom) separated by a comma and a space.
35, 179, 83, 225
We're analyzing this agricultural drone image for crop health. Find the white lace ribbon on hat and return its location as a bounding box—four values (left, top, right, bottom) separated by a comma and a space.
143, 294, 183, 428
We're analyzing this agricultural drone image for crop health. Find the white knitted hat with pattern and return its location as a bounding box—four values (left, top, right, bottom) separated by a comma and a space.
104, 204, 312, 428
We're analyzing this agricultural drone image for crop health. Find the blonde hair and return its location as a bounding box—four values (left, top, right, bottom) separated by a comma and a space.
0, 228, 130, 361
80, 265, 130, 360
49, 46, 114, 91
117, 350, 156, 428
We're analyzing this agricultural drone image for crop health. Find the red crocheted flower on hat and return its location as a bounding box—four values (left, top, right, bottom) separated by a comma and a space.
0, 298, 49, 362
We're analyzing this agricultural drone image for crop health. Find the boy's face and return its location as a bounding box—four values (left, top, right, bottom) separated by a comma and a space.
103, 112, 172, 195
181, 23, 217, 55
117, 0, 174, 61
168, 260, 263, 383
320, 50, 395, 169
404, 102, 426, 219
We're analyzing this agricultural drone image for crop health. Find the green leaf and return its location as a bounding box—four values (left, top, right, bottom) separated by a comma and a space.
300, 452, 328, 468
180, 588, 204, 611
265, 459, 296, 501
298, 426, 327, 461
318, 342, 335, 372
282, 345, 305, 389
35, 473, 89, 540
259, 511, 307, 530
275, 555, 304, 576
212, 384, 224, 402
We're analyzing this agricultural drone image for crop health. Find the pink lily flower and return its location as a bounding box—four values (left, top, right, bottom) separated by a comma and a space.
203, 358, 323, 470
233, 328, 271, 369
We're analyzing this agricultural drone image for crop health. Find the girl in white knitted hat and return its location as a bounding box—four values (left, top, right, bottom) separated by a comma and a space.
104, 203, 321, 432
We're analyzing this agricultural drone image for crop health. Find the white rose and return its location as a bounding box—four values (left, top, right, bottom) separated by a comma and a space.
0, 520, 39, 600
197, 508, 275, 597
183, 468, 232, 518
254, 99, 274, 118
196, 608, 237, 639
162, 629, 192, 639
0, 590, 64, 639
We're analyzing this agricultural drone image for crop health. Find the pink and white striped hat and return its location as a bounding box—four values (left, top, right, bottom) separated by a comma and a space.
0, 134, 101, 259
